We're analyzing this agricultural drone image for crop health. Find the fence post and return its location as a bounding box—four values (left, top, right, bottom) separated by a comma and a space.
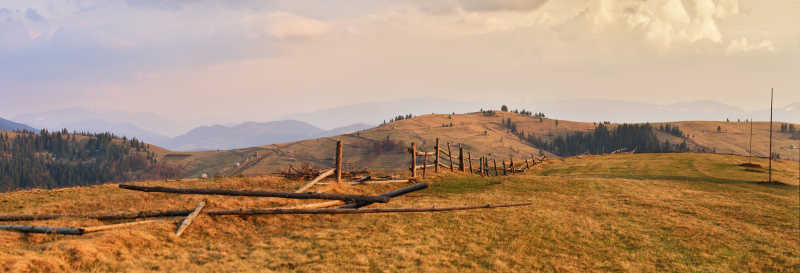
510, 156, 514, 173
468, 152, 473, 174
410, 142, 416, 178
458, 144, 464, 172
479, 157, 483, 176
448, 143, 454, 171
526, 159, 529, 170
336, 140, 343, 183
503, 161, 507, 175
434, 138, 440, 173
493, 158, 498, 176
423, 152, 428, 178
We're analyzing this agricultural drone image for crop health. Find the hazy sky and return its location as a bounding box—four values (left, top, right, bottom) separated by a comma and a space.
1, 0, 797, 122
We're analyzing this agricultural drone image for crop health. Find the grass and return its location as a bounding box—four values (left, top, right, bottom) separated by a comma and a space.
1, 153, 798, 272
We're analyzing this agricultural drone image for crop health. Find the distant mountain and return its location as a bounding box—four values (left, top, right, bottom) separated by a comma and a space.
58, 119, 171, 146
286, 98, 490, 130
0, 116, 34, 131
14, 108, 193, 138
167, 120, 325, 151
313, 123, 375, 138
533, 99, 750, 123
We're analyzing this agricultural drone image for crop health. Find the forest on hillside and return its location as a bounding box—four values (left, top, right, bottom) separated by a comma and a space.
0, 130, 181, 192
516, 123, 690, 156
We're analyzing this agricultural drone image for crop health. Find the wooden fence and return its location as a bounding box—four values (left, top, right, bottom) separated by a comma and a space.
409, 137, 545, 178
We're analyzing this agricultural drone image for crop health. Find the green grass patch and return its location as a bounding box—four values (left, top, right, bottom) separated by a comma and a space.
425, 175, 502, 194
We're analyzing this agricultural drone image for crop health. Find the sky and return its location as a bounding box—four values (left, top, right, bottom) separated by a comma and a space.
1, 0, 798, 123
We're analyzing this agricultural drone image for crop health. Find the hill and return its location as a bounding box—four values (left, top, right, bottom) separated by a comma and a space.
0, 117, 34, 131
160, 111, 800, 178
166, 120, 326, 152
0, 153, 796, 272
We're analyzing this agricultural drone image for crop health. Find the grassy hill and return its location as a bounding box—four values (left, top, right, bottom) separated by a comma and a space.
159, 111, 799, 178
0, 153, 797, 272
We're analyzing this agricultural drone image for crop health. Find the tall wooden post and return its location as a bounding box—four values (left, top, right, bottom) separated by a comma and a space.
458, 144, 465, 172
479, 157, 484, 176
493, 158, 498, 176
410, 142, 417, 178
448, 143, 454, 171
434, 138, 440, 173
336, 140, 343, 183
468, 152, 473, 174
423, 152, 428, 178
769, 88, 774, 184
502, 161, 507, 175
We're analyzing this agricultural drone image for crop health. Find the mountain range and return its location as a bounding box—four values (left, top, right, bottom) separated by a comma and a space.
8, 99, 800, 152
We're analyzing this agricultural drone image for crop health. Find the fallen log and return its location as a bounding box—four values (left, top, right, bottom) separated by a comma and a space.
175, 201, 206, 237
316, 179, 410, 185
0, 225, 84, 235
338, 183, 429, 209
281, 200, 345, 209
118, 184, 388, 203
82, 220, 163, 233
295, 168, 335, 193
0, 201, 530, 221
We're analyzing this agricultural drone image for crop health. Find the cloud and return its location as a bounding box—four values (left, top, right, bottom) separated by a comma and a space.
726, 37, 775, 55
24, 8, 45, 22
242, 11, 330, 40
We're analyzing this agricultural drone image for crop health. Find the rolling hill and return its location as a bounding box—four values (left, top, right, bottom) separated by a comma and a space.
159, 111, 800, 178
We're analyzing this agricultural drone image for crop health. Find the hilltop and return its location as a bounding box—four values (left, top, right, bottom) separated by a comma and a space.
160, 111, 800, 178
0, 153, 797, 272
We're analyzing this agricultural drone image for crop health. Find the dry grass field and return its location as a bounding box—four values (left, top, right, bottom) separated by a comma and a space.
1, 153, 798, 272
157, 112, 799, 178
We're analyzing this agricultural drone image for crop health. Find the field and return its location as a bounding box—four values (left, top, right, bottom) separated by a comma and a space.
155, 112, 800, 178
1, 153, 798, 272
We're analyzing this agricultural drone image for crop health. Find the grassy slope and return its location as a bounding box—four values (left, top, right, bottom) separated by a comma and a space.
1, 153, 798, 272
157, 113, 800, 178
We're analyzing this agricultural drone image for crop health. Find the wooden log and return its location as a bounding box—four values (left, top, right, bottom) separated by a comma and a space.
438, 149, 450, 158
438, 162, 449, 169
317, 179, 410, 185
118, 184, 389, 203
282, 200, 345, 209
0, 225, 84, 235
354, 176, 371, 183
175, 201, 206, 237
448, 143, 454, 171
411, 164, 435, 170
0, 201, 530, 221
458, 145, 464, 171
295, 168, 335, 193
336, 140, 343, 183
468, 152, 473, 174
338, 183, 429, 209
415, 151, 435, 156
410, 142, 417, 178
434, 138, 440, 173
82, 220, 163, 233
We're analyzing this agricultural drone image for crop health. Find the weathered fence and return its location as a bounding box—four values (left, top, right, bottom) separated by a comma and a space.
409, 137, 546, 177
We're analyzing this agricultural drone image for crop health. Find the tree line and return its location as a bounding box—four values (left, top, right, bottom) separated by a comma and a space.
0, 129, 181, 192
518, 123, 689, 156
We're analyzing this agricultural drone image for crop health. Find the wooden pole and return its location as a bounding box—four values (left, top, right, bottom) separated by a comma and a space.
0, 225, 84, 235
525, 159, 529, 170
82, 220, 163, 233
503, 161, 507, 175
336, 140, 343, 183
175, 201, 206, 237
468, 152, 473, 174
448, 143, 454, 171
423, 152, 428, 178
281, 200, 345, 209
510, 156, 514, 173
493, 158, 498, 176
749, 118, 753, 164
411, 142, 417, 178
458, 144, 465, 171
769, 88, 774, 184
434, 138, 440, 173
479, 157, 484, 176
295, 168, 335, 193
338, 183, 429, 209
118, 184, 390, 203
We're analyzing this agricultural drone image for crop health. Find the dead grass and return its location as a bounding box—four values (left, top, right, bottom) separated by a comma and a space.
1, 153, 799, 272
